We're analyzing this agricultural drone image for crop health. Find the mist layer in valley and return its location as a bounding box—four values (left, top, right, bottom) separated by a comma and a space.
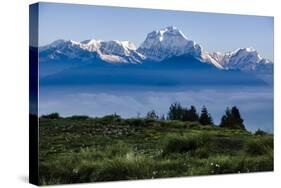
39, 85, 273, 132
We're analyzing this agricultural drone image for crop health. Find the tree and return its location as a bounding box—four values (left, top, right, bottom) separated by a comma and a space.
220, 107, 231, 128
231, 106, 244, 127
168, 103, 200, 122
182, 105, 199, 122
199, 106, 213, 125
146, 110, 159, 120
189, 105, 199, 121
220, 106, 245, 130
167, 102, 183, 120
160, 114, 166, 120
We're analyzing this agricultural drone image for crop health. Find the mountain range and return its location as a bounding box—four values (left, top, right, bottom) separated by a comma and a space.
39, 26, 273, 86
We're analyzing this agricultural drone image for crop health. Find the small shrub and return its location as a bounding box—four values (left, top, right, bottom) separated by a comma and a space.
162, 134, 206, 155
207, 155, 244, 174
41, 112, 61, 119
189, 122, 200, 128
100, 114, 121, 125
207, 154, 274, 175
193, 147, 210, 158
78, 142, 131, 159
106, 142, 131, 157
125, 118, 146, 127
254, 129, 268, 136
95, 154, 153, 181
144, 118, 157, 126
243, 155, 273, 172
68, 115, 90, 120
159, 120, 187, 128
209, 137, 245, 154
146, 110, 159, 120
244, 139, 271, 156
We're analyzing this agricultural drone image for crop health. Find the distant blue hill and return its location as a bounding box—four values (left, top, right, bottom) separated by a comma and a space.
39, 55, 267, 87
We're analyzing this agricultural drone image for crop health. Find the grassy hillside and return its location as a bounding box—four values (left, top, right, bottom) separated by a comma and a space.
38, 116, 273, 185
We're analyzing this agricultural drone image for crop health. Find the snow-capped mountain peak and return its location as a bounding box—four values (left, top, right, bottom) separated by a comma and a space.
141, 26, 188, 47
207, 47, 273, 72
119, 40, 137, 50
39, 39, 67, 51
200, 52, 224, 69
40, 38, 144, 64
157, 26, 188, 41
47, 39, 66, 47
137, 26, 202, 61
39, 26, 273, 73
97, 40, 144, 63
68, 40, 80, 45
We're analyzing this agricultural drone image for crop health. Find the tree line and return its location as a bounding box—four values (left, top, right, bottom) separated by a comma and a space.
147, 102, 245, 130
41, 103, 246, 130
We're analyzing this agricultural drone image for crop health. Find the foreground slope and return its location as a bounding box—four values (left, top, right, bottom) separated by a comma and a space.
39, 116, 273, 185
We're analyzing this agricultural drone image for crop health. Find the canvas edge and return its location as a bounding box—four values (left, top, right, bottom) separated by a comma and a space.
29, 3, 39, 186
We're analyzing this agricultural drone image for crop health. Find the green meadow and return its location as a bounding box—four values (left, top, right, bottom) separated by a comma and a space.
38, 113, 273, 185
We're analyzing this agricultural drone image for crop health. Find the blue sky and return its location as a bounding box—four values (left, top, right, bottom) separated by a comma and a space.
38, 2, 274, 61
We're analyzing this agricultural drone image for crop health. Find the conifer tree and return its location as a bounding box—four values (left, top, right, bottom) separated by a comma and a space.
182, 105, 199, 121
168, 102, 183, 120
220, 106, 245, 130
146, 110, 159, 120
199, 106, 213, 125
190, 105, 199, 121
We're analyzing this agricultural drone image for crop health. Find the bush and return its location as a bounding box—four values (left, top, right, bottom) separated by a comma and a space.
146, 110, 159, 120
78, 142, 131, 159
68, 115, 90, 120
254, 129, 268, 136
189, 122, 200, 128
243, 155, 273, 172
193, 147, 210, 158
208, 137, 245, 154
207, 155, 242, 174
95, 154, 153, 181
162, 134, 207, 155
244, 139, 272, 156
105, 142, 131, 157
41, 112, 61, 119
95, 153, 190, 181
160, 120, 186, 128
100, 114, 121, 125
125, 118, 146, 127
39, 156, 81, 184
206, 154, 273, 175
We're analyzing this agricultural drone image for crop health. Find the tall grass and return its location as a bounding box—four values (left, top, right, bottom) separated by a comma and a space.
95, 154, 153, 181
162, 133, 208, 155
244, 137, 273, 156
